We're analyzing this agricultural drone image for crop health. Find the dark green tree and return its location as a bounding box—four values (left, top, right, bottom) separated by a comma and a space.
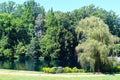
26, 37, 41, 70
15, 42, 26, 62
26, 37, 40, 59
40, 26, 76, 67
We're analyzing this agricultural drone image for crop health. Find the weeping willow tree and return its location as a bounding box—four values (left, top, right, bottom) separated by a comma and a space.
76, 16, 118, 72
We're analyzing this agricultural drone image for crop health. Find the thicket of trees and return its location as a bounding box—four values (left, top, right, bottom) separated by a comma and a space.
0, 0, 120, 72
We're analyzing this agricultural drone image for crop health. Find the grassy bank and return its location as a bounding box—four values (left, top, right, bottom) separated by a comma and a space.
0, 69, 120, 80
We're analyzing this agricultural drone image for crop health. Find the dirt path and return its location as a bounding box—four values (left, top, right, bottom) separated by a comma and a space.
0, 70, 119, 77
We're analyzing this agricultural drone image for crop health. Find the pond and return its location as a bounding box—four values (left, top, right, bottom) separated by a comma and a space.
0, 59, 49, 71
0, 57, 60, 71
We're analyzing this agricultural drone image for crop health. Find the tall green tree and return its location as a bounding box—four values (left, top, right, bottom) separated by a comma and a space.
76, 16, 117, 72
21, 0, 45, 37
0, 14, 16, 59
40, 26, 76, 67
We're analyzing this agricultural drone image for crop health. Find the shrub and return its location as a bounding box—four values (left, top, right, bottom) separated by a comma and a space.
55, 67, 64, 73
42, 67, 55, 73
72, 67, 79, 72
63, 67, 72, 73
42, 67, 49, 73
42, 67, 85, 73
48, 68, 55, 73
78, 69, 85, 73
117, 66, 120, 72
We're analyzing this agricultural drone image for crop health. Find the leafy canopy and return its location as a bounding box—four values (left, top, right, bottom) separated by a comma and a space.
76, 16, 118, 72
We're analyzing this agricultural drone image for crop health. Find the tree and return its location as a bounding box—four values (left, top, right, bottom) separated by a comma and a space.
0, 13, 30, 60
113, 44, 120, 57
15, 42, 26, 62
21, 0, 45, 38
0, 1, 16, 14
40, 26, 76, 67
71, 4, 120, 37
11, 17, 31, 44
45, 8, 58, 28
105, 11, 120, 36
0, 36, 9, 59
26, 37, 40, 59
26, 37, 41, 71
54, 11, 71, 29
75, 16, 117, 72
0, 14, 16, 60
23, 0, 45, 17
34, 14, 45, 38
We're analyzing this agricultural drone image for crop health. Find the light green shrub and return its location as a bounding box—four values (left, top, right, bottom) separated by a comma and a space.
78, 69, 85, 73
117, 66, 120, 72
42, 67, 49, 73
72, 67, 79, 72
48, 68, 55, 73
63, 67, 72, 73
43, 67, 85, 73
42, 67, 55, 73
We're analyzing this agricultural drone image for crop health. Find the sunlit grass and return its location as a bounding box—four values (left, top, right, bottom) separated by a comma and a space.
0, 69, 120, 80
0, 74, 120, 80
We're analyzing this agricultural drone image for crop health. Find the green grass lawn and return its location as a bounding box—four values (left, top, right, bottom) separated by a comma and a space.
0, 69, 120, 80
0, 74, 119, 80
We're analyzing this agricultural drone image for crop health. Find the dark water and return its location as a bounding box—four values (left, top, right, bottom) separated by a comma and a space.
0, 57, 59, 71
0, 59, 46, 71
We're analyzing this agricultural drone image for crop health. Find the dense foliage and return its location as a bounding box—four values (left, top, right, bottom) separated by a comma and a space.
76, 16, 118, 72
0, 0, 120, 72
42, 67, 85, 73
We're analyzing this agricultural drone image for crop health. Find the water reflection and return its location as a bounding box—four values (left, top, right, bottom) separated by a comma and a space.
0, 59, 62, 71
0, 59, 41, 71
